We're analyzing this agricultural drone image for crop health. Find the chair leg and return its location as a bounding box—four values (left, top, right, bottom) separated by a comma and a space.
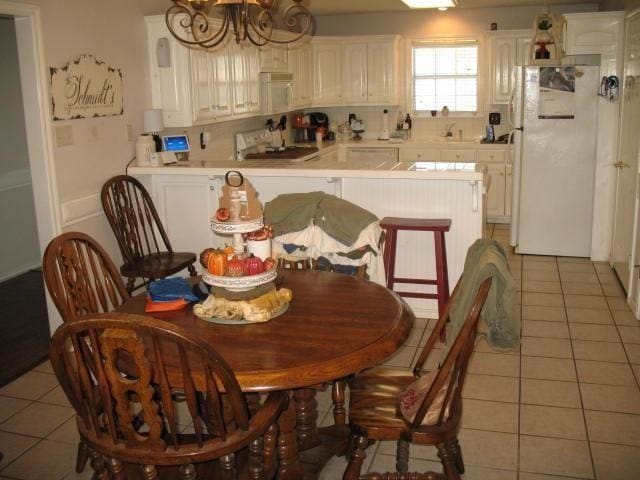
343, 433, 368, 480
188, 263, 197, 277
220, 453, 237, 479
396, 439, 410, 474
126, 277, 135, 295
332, 379, 347, 426
436, 442, 461, 480
249, 437, 265, 480
105, 458, 126, 480
88, 449, 108, 480
447, 437, 464, 474
141, 465, 159, 480
75, 441, 89, 473
263, 423, 278, 474
179, 464, 197, 480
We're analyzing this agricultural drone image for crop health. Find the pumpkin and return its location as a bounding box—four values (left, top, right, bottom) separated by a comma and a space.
226, 255, 245, 277
263, 257, 276, 271
206, 249, 227, 276
199, 248, 217, 269
243, 254, 265, 276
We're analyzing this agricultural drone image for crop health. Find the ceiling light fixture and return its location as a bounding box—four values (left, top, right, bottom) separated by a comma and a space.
401, 0, 457, 9
165, 0, 315, 49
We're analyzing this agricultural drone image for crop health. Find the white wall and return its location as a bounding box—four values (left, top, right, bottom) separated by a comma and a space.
0, 16, 40, 281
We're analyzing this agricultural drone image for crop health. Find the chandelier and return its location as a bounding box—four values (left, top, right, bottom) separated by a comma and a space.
165, 0, 315, 49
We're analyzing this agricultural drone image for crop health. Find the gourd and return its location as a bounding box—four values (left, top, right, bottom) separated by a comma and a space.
226, 255, 245, 277
199, 248, 217, 269
243, 254, 265, 276
206, 249, 228, 276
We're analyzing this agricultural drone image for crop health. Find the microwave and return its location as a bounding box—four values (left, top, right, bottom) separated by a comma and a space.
260, 72, 294, 115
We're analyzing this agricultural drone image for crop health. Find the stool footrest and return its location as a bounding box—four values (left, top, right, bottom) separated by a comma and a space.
391, 278, 437, 286
394, 292, 439, 300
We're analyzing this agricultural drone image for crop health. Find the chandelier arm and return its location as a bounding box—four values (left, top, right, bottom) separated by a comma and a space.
247, 4, 314, 44
199, 11, 231, 49
165, 4, 229, 48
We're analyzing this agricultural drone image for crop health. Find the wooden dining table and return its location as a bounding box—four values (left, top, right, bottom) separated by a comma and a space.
117, 269, 414, 478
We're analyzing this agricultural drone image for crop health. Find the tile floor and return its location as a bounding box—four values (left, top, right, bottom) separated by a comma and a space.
1, 224, 639, 479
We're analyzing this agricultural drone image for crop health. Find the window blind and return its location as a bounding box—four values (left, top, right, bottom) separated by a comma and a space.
412, 41, 478, 112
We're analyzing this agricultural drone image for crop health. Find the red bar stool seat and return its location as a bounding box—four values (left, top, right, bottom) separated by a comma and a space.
380, 217, 451, 317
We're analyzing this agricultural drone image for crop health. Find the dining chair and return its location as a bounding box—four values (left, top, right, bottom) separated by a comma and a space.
49, 313, 288, 479
342, 277, 493, 480
101, 175, 197, 294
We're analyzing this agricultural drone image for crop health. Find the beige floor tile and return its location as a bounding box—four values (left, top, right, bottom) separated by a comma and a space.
455, 464, 517, 480
608, 297, 631, 311
32, 361, 54, 375
522, 281, 562, 294
524, 255, 556, 263
520, 404, 586, 440
558, 262, 595, 273
521, 337, 572, 359
563, 294, 608, 310
633, 364, 640, 383
366, 453, 438, 477
522, 356, 576, 382
602, 282, 626, 298
591, 442, 640, 480
521, 306, 567, 322
565, 308, 613, 325
618, 325, 640, 344
37, 386, 71, 408
460, 399, 519, 433
0, 431, 39, 469
572, 340, 628, 363
0, 396, 31, 423
580, 384, 640, 414
519, 473, 591, 480
523, 320, 569, 339
468, 352, 520, 377
474, 337, 520, 355
46, 416, 79, 445
522, 270, 560, 282
521, 379, 581, 408
561, 282, 603, 296
458, 429, 518, 470
519, 435, 593, 479
596, 272, 619, 284
383, 346, 417, 368
612, 309, 639, 326
63, 469, 94, 480
0, 372, 58, 401
584, 410, 640, 446
403, 325, 426, 347
523, 262, 559, 273
462, 374, 520, 403
575, 360, 636, 386
569, 323, 620, 342
624, 343, 640, 364
594, 262, 613, 274
558, 257, 592, 264
522, 292, 564, 307
1, 438, 77, 480
0, 401, 75, 438
559, 271, 599, 284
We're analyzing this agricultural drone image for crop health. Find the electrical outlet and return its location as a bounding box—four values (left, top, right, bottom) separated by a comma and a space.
54, 124, 74, 147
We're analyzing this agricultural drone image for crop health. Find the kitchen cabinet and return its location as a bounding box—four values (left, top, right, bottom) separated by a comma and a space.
229, 42, 261, 115
564, 12, 623, 56
260, 40, 288, 72
399, 148, 440, 162
488, 30, 532, 105
367, 39, 399, 104
343, 43, 369, 104
288, 42, 313, 108
485, 163, 506, 219
312, 41, 343, 106
190, 46, 233, 123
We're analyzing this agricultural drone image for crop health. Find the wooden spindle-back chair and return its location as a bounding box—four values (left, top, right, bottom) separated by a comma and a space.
101, 175, 197, 294
50, 313, 288, 479
343, 278, 493, 480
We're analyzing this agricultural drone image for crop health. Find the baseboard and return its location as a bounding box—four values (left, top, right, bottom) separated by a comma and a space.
0, 261, 42, 283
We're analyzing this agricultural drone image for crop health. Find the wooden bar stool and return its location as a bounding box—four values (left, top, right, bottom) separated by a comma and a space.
380, 217, 452, 317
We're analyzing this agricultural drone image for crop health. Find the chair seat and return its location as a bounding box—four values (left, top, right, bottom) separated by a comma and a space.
121, 252, 197, 279
348, 367, 417, 440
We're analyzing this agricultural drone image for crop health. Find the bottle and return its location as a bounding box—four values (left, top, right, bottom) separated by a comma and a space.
404, 113, 412, 130
396, 110, 404, 130
442, 106, 449, 117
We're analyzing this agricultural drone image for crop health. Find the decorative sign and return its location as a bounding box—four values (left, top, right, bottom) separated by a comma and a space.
538, 67, 576, 120
50, 55, 123, 121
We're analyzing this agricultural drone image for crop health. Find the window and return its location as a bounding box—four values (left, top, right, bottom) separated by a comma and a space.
411, 41, 478, 113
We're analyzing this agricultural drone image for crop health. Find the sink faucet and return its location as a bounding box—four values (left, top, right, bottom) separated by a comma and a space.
443, 122, 456, 137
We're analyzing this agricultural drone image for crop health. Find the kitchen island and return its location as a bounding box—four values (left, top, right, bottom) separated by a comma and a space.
129, 156, 485, 317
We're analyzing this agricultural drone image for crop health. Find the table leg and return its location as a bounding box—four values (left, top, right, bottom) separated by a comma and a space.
294, 388, 321, 450
277, 394, 304, 479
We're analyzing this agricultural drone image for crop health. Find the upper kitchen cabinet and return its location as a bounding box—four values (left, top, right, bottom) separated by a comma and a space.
229, 42, 261, 115
259, 34, 289, 72
190, 45, 233, 123
564, 12, 624, 56
488, 30, 532, 105
288, 42, 313, 108
312, 36, 401, 107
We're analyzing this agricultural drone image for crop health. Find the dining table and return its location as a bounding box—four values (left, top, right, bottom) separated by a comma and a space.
117, 269, 414, 478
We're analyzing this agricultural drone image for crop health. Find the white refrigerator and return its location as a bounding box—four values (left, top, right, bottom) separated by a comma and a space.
509, 65, 599, 257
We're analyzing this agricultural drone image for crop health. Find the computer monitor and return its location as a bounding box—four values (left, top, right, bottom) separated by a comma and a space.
161, 135, 191, 153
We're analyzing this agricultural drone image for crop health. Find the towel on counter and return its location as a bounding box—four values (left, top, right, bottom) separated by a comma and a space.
264, 192, 378, 246
446, 239, 519, 354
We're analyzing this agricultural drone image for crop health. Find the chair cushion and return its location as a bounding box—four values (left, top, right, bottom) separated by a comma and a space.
121, 252, 196, 278
398, 370, 451, 426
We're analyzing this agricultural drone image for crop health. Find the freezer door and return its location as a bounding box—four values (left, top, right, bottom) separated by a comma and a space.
516, 66, 599, 257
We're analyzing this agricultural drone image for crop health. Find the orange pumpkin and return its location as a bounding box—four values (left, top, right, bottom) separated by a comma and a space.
206, 249, 227, 276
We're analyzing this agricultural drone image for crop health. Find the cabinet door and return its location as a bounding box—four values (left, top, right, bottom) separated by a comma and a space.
313, 42, 342, 105
490, 37, 517, 105
230, 43, 249, 114
505, 163, 513, 217
367, 40, 396, 104
245, 45, 261, 113
190, 47, 232, 123
343, 43, 368, 104
212, 45, 233, 118
516, 37, 532, 67
289, 43, 312, 108
485, 163, 506, 217
260, 43, 289, 72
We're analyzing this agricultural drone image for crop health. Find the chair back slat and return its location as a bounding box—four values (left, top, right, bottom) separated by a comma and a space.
43, 232, 130, 322
101, 176, 173, 267
411, 278, 492, 429
50, 314, 269, 465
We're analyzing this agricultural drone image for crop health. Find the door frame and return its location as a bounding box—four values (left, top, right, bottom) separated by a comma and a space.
0, 1, 62, 330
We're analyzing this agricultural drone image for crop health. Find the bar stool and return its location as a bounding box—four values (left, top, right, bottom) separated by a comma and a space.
380, 217, 451, 317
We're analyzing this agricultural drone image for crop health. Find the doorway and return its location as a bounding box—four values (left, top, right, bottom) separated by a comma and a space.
611, 11, 640, 296
0, 1, 61, 384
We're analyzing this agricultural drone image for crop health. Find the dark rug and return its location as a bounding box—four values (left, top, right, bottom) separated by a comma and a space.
0, 269, 50, 386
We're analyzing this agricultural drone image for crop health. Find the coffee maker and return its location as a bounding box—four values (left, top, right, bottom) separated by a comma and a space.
308, 112, 329, 141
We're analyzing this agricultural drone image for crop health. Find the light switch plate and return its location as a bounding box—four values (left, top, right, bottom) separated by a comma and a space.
54, 124, 74, 147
